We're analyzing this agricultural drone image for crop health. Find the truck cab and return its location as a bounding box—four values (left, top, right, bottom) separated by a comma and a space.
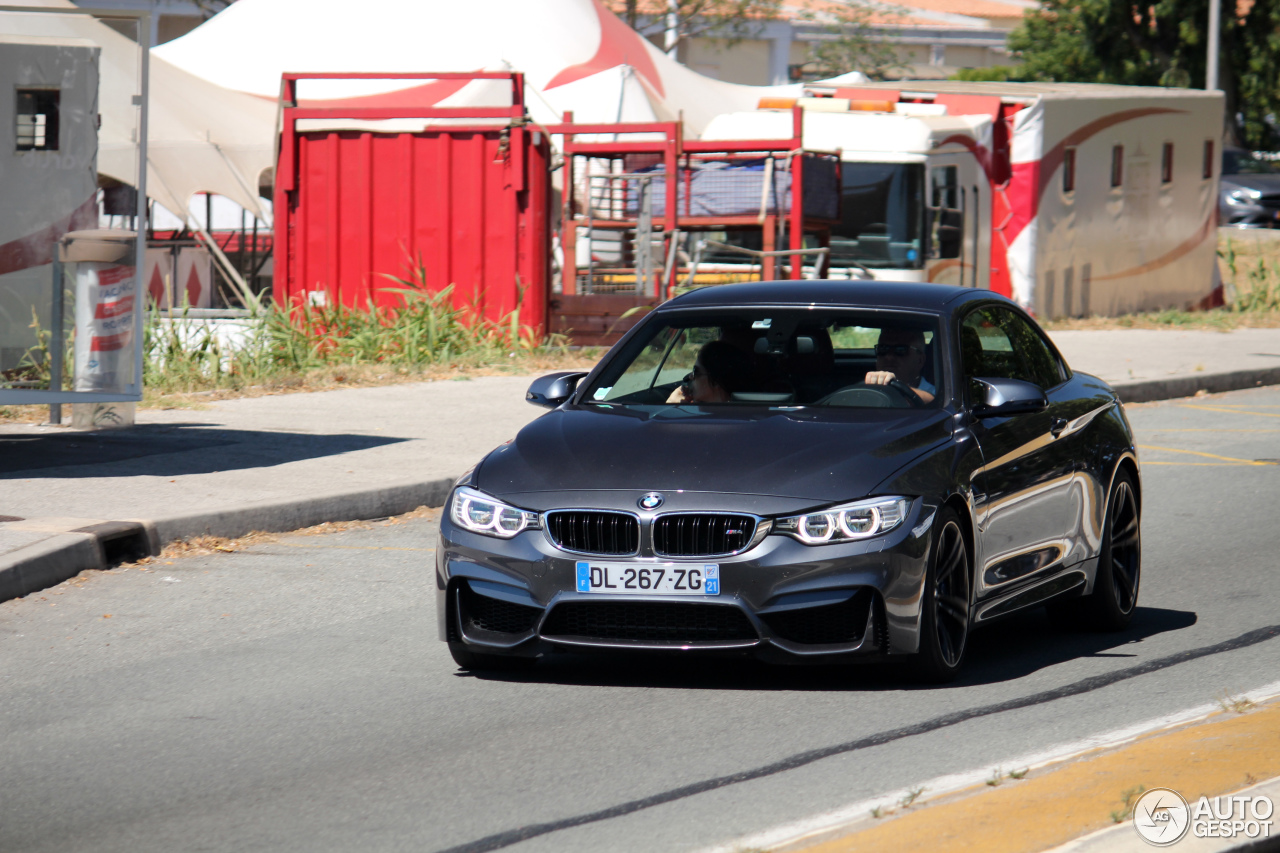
702, 104, 992, 288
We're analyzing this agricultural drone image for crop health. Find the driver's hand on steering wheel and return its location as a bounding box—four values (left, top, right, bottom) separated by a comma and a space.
864, 371, 934, 405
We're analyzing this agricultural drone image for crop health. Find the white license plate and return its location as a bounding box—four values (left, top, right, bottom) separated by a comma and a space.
575, 562, 719, 595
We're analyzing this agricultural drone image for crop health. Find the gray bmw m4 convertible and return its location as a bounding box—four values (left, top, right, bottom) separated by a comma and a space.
436, 281, 1142, 680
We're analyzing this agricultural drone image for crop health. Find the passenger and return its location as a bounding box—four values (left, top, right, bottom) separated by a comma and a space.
864, 328, 936, 404
669, 340, 753, 404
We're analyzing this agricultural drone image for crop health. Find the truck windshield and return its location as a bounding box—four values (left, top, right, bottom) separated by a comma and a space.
830, 163, 924, 270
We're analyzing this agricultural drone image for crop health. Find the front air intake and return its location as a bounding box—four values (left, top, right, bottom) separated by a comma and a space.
541, 602, 758, 643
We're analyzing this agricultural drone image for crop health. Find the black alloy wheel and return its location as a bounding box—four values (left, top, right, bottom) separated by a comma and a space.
1089, 469, 1141, 630
1050, 468, 1141, 632
1105, 475, 1141, 614
914, 506, 971, 682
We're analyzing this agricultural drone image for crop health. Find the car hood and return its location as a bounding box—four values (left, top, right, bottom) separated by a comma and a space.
475, 403, 953, 507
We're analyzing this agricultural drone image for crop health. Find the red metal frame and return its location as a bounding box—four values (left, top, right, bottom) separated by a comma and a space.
551, 106, 827, 298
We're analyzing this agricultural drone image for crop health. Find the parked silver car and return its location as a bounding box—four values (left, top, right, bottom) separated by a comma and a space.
1220, 149, 1280, 228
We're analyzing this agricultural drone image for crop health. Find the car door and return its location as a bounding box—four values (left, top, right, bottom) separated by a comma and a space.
961, 305, 1080, 604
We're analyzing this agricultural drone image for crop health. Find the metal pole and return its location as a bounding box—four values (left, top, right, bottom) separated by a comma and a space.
132, 10, 151, 398
49, 256, 63, 424
1207, 0, 1221, 90
664, 0, 678, 58
636, 176, 653, 296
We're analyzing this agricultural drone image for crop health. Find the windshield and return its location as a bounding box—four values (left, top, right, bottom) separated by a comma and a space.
829, 163, 925, 270
1223, 150, 1280, 175
582, 309, 942, 409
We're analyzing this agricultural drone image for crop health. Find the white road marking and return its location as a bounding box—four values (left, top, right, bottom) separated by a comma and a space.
693, 680, 1280, 853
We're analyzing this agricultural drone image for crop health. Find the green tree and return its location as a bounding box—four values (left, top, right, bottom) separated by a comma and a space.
950, 65, 1023, 82
620, 0, 783, 54
798, 1, 907, 80
1006, 0, 1280, 148
1005, 2, 1104, 83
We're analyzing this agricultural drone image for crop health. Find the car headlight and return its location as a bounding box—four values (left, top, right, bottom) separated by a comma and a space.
774, 496, 911, 544
1228, 188, 1262, 204
449, 486, 540, 539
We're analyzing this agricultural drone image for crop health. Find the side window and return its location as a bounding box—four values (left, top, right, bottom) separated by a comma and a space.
16, 89, 60, 152
928, 166, 962, 260
996, 310, 1065, 389
960, 308, 1023, 382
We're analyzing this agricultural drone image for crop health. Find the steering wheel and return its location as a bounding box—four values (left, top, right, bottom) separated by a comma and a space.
885, 378, 925, 408
816, 380, 923, 409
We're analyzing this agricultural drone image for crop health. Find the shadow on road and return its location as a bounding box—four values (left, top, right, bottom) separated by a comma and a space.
955, 605, 1198, 686
459, 605, 1199, 691
0, 423, 407, 477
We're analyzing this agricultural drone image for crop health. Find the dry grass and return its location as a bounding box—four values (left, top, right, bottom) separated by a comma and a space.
0, 350, 601, 424
119, 505, 443, 566
1041, 309, 1280, 331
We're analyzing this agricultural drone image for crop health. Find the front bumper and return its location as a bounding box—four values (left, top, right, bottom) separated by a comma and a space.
435, 499, 935, 664
1220, 199, 1280, 228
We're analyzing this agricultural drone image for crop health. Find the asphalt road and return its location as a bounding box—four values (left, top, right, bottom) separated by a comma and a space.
3, 386, 1280, 853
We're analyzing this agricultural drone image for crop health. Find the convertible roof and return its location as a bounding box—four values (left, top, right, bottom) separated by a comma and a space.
662, 280, 995, 312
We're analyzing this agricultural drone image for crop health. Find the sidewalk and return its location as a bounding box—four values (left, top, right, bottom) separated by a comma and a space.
3, 327, 1280, 602
0, 375, 543, 599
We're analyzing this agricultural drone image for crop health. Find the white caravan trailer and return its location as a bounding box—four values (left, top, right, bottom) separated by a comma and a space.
0, 36, 100, 374
701, 82, 1225, 318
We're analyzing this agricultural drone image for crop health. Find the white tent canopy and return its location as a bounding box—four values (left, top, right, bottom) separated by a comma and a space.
155, 0, 809, 136
2, 0, 276, 221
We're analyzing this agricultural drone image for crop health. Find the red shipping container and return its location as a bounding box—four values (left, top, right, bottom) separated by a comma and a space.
274, 73, 551, 334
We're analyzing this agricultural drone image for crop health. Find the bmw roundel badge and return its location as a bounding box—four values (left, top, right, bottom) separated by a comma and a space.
638, 492, 665, 510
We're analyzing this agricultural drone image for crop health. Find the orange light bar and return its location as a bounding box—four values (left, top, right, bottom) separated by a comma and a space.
757, 97, 797, 110
848, 100, 896, 112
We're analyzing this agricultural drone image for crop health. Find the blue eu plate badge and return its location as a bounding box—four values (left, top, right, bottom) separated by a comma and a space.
703, 565, 719, 594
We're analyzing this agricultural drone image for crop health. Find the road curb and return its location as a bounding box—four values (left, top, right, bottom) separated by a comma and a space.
0, 477, 455, 604
1113, 366, 1280, 404
152, 478, 455, 544
0, 532, 102, 602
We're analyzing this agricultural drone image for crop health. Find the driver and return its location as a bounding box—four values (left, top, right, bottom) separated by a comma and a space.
864, 328, 935, 404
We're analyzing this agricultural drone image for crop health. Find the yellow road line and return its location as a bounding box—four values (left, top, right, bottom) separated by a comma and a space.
1179, 404, 1280, 419
1143, 461, 1262, 466
798, 700, 1280, 853
1144, 428, 1280, 433
1137, 444, 1277, 465
274, 542, 434, 552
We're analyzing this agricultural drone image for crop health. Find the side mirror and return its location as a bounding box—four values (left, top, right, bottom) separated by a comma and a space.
526, 372, 588, 409
971, 377, 1048, 418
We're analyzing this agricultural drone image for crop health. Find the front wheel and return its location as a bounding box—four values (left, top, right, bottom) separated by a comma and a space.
912, 506, 972, 682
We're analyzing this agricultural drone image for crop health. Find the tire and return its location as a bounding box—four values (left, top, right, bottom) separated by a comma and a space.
912, 506, 972, 682
1050, 468, 1141, 632
447, 641, 536, 672
1089, 469, 1143, 629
